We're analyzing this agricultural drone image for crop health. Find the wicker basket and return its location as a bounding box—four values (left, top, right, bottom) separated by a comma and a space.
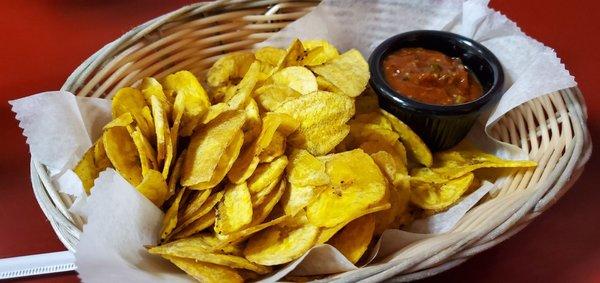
30, 0, 590, 281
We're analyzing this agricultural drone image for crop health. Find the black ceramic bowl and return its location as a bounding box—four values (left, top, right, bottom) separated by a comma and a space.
369, 30, 504, 151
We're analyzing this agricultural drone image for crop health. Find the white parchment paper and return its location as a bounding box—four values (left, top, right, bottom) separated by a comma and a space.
10, 0, 577, 282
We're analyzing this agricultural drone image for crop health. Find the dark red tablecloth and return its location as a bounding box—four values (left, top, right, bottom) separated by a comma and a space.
1, 1, 598, 282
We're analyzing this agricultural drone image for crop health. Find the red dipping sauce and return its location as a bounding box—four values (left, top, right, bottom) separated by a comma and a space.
382, 48, 483, 105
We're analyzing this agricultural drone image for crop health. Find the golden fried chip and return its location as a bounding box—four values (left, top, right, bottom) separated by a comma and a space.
201, 103, 229, 124
280, 183, 320, 216
287, 149, 329, 187
207, 51, 255, 88
130, 128, 154, 176
255, 84, 301, 112
353, 112, 392, 130
214, 216, 289, 250
103, 126, 142, 185
191, 130, 244, 190
271, 66, 318, 95
410, 173, 475, 210
136, 169, 168, 207
301, 39, 340, 66
317, 203, 390, 244
358, 140, 407, 175
247, 156, 288, 193
214, 183, 253, 235
93, 138, 112, 170
163, 71, 210, 136
167, 151, 185, 198
103, 112, 133, 130
163, 256, 243, 283
225, 61, 261, 110
310, 49, 369, 98
412, 149, 538, 183
160, 188, 185, 240
276, 91, 354, 155
174, 209, 216, 239
329, 214, 375, 264
252, 178, 283, 207
369, 151, 407, 186
73, 146, 98, 194
150, 233, 240, 256
315, 75, 342, 93
111, 87, 155, 140
258, 131, 286, 163
307, 149, 387, 227
255, 46, 286, 67
244, 223, 319, 266
140, 77, 171, 114
176, 191, 223, 233
252, 180, 286, 225
228, 113, 299, 184
181, 189, 212, 223
182, 111, 246, 186
242, 99, 261, 144
380, 110, 433, 167
152, 246, 271, 274
355, 88, 380, 114
149, 95, 169, 165
275, 38, 305, 70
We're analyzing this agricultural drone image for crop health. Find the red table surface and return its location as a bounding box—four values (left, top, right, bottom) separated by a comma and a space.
1, 1, 599, 282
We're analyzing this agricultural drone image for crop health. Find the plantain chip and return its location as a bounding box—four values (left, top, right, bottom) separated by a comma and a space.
151, 247, 271, 274
163, 71, 210, 136
301, 39, 340, 66
201, 103, 229, 124
255, 46, 286, 67
412, 149, 538, 183
93, 138, 112, 170
228, 113, 299, 184
310, 49, 369, 98
275, 38, 305, 70
191, 130, 244, 190
214, 183, 253, 235
244, 223, 319, 266
214, 215, 290, 250
73, 146, 99, 194
252, 178, 283, 208
410, 173, 475, 210
174, 209, 216, 240
258, 131, 286, 163
111, 87, 155, 140
130, 128, 154, 177
380, 110, 433, 167
167, 151, 185, 198
280, 183, 321, 217
255, 84, 301, 112
182, 110, 246, 186
252, 180, 286, 225
163, 255, 243, 283
176, 191, 223, 235
271, 66, 318, 95
307, 149, 387, 228
181, 189, 212, 223
286, 149, 330, 187
225, 61, 261, 110
317, 202, 390, 244
136, 169, 168, 207
242, 99, 261, 144
355, 88, 380, 114
207, 51, 255, 88
103, 126, 143, 185
276, 91, 354, 155
247, 156, 288, 193
103, 112, 133, 130
315, 75, 343, 94
329, 214, 375, 264
140, 77, 171, 115
160, 188, 185, 240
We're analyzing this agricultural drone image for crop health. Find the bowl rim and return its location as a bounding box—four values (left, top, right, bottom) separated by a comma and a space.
369, 30, 505, 116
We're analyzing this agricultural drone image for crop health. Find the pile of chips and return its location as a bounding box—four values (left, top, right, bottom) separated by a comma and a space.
74, 39, 536, 282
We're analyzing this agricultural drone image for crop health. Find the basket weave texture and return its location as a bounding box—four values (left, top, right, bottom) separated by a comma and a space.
30, 0, 590, 281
